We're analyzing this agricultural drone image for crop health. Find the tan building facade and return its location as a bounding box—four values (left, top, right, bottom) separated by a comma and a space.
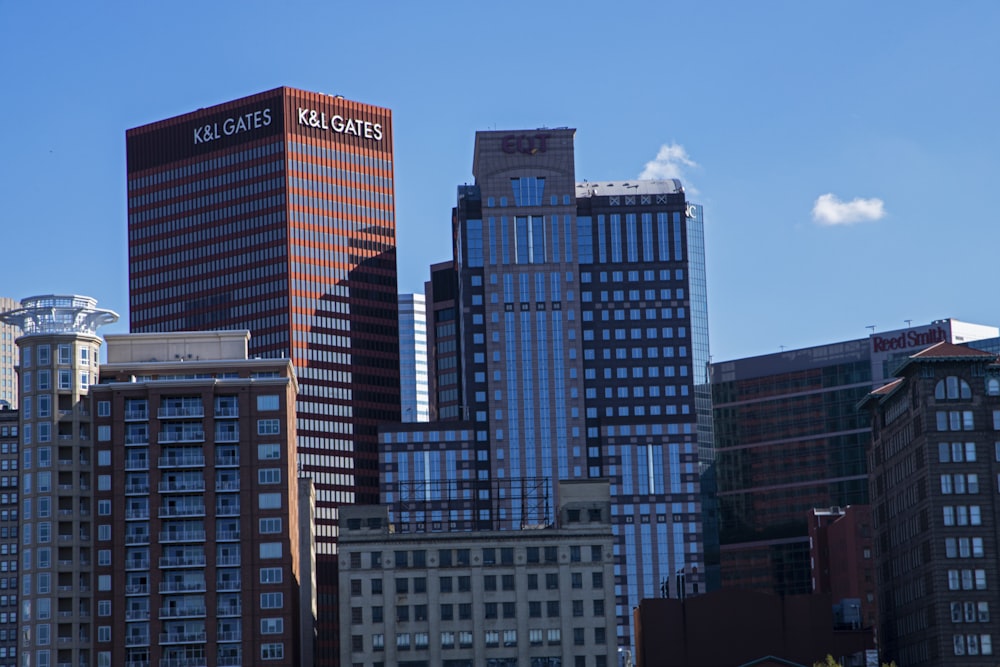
338, 480, 618, 667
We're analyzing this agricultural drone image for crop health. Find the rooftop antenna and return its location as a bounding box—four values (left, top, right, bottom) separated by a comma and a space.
866, 325, 876, 334
904, 319, 912, 327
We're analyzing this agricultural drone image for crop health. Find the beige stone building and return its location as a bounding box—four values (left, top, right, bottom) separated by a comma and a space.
338, 480, 617, 667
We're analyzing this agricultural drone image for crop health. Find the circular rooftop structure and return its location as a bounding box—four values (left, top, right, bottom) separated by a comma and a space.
0, 295, 119, 336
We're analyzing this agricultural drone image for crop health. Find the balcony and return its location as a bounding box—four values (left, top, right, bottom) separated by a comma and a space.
214, 407, 238, 419
125, 484, 151, 495
215, 480, 240, 492
216, 554, 241, 567
159, 631, 208, 645
217, 658, 242, 667
215, 504, 240, 517
215, 530, 240, 542
125, 434, 150, 445
216, 604, 242, 618
125, 608, 151, 621
158, 406, 204, 418
158, 580, 207, 594
159, 480, 206, 493
125, 634, 151, 647
216, 580, 241, 592
159, 531, 206, 544
125, 459, 150, 471
214, 455, 240, 467
159, 555, 207, 568
125, 558, 151, 570
159, 659, 207, 667
124, 409, 149, 421
125, 509, 150, 520
158, 431, 205, 444
214, 432, 239, 443
217, 630, 242, 643
126, 661, 151, 667
159, 506, 206, 518
158, 455, 206, 468
159, 605, 207, 619
125, 534, 151, 546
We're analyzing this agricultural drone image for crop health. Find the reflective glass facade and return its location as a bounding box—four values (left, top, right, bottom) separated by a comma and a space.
126, 88, 399, 666
383, 129, 711, 648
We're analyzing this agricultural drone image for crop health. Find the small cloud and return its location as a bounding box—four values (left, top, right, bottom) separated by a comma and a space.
640, 143, 697, 182
812, 193, 886, 226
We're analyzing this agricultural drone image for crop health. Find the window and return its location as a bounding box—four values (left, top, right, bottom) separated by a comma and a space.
261, 643, 284, 660
259, 543, 282, 559
97, 600, 110, 617
258, 444, 281, 460
258, 468, 281, 484
260, 567, 282, 584
259, 518, 282, 534
259, 493, 282, 509
257, 395, 280, 411
261, 593, 283, 609
261, 618, 283, 634
257, 419, 280, 435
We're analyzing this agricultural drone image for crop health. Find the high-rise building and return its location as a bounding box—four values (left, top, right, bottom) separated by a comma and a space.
398, 294, 429, 422
710, 319, 997, 597
1, 295, 119, 667
90, 330, 306, 667
0, 407, 18, 667
381, 128, 711, 646
861, 342, 1000, 666
126, 87, 400, 663
0, 297, 21, 409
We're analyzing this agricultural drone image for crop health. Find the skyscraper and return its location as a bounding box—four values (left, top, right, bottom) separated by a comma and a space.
0, 295, 119, 667
126, 87, 400, 663
398, 294, 429, 422
381, 128, 711, 646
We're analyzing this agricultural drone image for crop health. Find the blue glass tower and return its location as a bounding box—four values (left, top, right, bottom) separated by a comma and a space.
381, 128, 712, 646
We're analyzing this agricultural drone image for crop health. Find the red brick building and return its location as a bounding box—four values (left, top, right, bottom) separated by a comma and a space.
808, 505, 876, 629
633, 589, 874, 667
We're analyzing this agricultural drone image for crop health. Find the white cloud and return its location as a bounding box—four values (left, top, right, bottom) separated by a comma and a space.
812, 193, 886, 226
639, 143, 697, 181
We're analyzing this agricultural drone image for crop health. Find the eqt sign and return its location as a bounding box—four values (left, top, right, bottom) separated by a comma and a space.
501, 133, 551, 155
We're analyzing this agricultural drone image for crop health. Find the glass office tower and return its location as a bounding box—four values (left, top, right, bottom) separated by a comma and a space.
382, 128, 711, 646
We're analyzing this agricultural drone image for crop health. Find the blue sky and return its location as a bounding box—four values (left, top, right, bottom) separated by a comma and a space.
1, 1, 998, 361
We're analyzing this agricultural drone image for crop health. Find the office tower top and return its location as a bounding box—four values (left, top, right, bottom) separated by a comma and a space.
127, 87, 400, 664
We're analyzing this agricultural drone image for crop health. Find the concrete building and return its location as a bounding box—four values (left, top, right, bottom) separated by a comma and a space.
710, 319, 996, 596
89, 330, 309, 667
861, 342, 1000, 666
126, 87, 400, 663
0, 295, 119, 667
381, 128, 712, 647
338, 480, 617, 667
398, 294, 429, 423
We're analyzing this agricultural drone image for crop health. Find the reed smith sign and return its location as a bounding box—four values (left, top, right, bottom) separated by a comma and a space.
871, 327, 947, 352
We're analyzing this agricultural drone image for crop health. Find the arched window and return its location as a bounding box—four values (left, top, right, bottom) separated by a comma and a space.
987, 378, 1000, 396
936, 376, 972, 400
